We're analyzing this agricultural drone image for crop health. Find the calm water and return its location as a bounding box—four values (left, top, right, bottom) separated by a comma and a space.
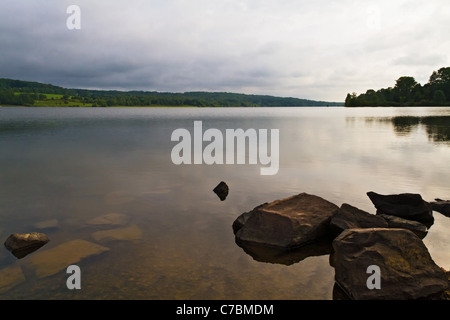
0, 106, 449, 300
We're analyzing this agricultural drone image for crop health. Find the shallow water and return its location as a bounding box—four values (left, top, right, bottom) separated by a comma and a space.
0, 106, 449, 300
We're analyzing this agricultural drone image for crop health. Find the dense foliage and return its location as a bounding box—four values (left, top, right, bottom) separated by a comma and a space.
0, 78, 342, 107
345, 67, 450, 107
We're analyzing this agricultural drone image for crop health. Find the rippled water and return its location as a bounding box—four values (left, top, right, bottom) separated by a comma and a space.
0, 106, 449, 300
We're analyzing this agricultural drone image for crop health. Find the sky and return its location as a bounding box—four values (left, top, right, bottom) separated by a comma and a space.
1, 0, 449, 102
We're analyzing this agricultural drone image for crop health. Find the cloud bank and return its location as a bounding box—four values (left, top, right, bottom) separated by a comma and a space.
1, 0, 449, 101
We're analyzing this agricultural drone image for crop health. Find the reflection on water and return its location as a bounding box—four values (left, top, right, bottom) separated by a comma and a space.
362, 115, 450, 144
235, 239, 332, 266
391, 116, 450, 144
0, 107, 449, 300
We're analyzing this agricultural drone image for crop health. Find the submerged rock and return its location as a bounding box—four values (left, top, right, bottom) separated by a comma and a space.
233, 193, 340, 249
4, 232, 49, 259
85, 213, 131, 228
213, 181, 229, 201
26, 239, 109, 278
33, 219, 59, 230
329, 203, 388, 236
104, 191, 135, 205
0, 265, 26, 294
367, 191, 434, 228
332, 228, 448, 300
91, 225, 143, 243
430, 198, 450, 218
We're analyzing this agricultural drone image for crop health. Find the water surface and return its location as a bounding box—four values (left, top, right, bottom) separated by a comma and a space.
0, 106, 449, 299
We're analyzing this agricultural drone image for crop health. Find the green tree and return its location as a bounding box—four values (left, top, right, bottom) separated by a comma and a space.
394, 76, 418, 105
345, 92, 358, 107
433, 90, 446, 105
429, 67, 450, 86
429, 67, 450, 101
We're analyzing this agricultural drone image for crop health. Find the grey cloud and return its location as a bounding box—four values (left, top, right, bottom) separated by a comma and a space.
1, 0, 450, 101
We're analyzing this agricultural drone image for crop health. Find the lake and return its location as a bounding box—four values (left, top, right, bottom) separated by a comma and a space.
0, 106, 449, 300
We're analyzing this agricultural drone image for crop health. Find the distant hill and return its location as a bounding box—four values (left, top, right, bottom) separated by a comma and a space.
0, 78, 343, 107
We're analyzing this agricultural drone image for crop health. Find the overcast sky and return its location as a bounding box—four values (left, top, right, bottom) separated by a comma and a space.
1, 0, 449, 101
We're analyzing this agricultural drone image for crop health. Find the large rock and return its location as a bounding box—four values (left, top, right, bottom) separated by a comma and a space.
330, 203, 388, 236
379, 214, 428, 239
233, 193, 340, 249
367, 192, 434, 228
430, 199, 450, 218
332, 228, 448, 300
4, 232, 49, 259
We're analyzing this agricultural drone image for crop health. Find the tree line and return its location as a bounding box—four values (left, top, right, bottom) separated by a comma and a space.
345, 67, 450, 107
0, 78, 342, 107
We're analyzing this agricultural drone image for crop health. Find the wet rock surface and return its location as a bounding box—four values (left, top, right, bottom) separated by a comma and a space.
330, 203, 388, 236
4, 232, 50, 259
367, 191, 434, 228
430, 198, 450, 218
332, 228, 448, 300
379, 214, 428, 239
233, 193, 340, 249
213, 181, 229, 201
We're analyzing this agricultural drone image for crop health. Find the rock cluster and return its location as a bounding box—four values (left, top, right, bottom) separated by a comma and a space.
233, 191, 450, 300
1, 210, 142, 293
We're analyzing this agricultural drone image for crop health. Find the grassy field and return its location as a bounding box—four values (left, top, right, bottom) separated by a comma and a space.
10, 92, 199, 107
33, 100, 92, 107
109, 105, 197, 108
42, 93, 64, 99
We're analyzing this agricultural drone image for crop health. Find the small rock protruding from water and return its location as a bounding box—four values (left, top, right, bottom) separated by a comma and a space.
431, 198, 450, 218
213, 181, 229, 201
4, 232, 49, 259
367, 191, 434, 228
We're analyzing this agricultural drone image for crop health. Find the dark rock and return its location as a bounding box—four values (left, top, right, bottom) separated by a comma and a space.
332, 282, 351, 300
232, 210, 256, 234
233, 193, 340, 249
4, 232, 49, 259
332, 228, 448, 300
430, 199, 450, 218
443, 272, 450, 300
213, 181, 229, 201
379, 214, 428, 239
366, 191, 434, 228
330, 203, 388, 236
